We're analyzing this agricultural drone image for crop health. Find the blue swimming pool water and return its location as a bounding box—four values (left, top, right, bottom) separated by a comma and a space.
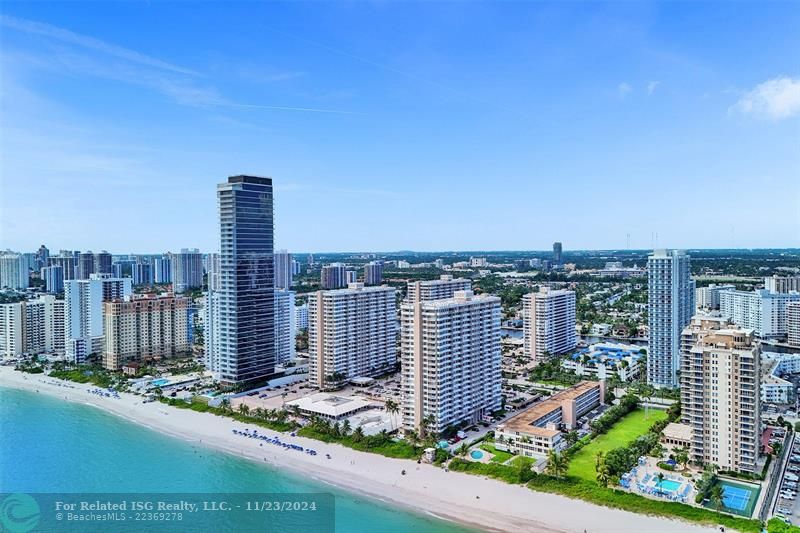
470, 450, 484, 460
150, 378, 170, 387
658, 479, 681, 492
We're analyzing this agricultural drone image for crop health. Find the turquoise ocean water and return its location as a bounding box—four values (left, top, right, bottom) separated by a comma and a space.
0, 387, 472, 533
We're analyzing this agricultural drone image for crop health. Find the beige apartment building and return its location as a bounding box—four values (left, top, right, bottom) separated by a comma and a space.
103, 294, 191, 370
679, 316, 760, 473
495, 381, 604, 458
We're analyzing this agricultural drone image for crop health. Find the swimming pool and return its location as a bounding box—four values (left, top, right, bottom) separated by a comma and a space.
150, 378, 170, 387
470, 450, 484, 460
658, 479, 682, 492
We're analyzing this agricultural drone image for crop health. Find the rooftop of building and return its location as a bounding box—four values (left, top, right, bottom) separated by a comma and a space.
286, 393, 371, 417
568, 342, 643, 364
662, 422, 692, 442
499, 381, 599, 437
415, 290, 500, 308
318, 283, 395, 295
412, 275, 470, 286
761, 358, 791, 386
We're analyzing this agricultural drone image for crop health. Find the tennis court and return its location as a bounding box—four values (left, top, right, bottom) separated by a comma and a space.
703, 480, 760, 517
722, 485, 751, 511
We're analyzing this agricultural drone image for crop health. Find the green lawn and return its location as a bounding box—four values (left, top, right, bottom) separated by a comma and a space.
510, 455, 535, 469
480, 443, 514, 463
568, 408, 667, 481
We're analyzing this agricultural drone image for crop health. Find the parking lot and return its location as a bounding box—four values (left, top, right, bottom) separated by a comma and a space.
774, 429, 800, 524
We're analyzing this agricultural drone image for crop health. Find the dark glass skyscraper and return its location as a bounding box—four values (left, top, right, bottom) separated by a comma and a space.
95, 250, 113, 275
215, 175, 275, 385
552, 242, 563, 265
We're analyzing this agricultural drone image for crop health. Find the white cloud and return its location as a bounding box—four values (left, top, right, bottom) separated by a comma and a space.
730, 76, 800, 120
618, 82, 632, 97
0, 14, 198, 76
647, 81, 660, 95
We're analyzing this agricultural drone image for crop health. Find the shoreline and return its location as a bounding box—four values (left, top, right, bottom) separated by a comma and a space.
0, 367, 720, 533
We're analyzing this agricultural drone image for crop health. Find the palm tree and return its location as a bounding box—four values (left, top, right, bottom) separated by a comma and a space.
384, 399, 399, 431
341, 419, 351, 436
420, 413, 437, 440
546, 450, 567, 479
595, 451, 605, 472
238, 403, 250, 416
675, 448, 690, 470
458, 443, 469, 457
220, 397, 231, 413
656, 472, 665, 491
710, 484, 725, 510
596, 464, 611, 487
638, 383, 655, 419
352, 426, 365, 443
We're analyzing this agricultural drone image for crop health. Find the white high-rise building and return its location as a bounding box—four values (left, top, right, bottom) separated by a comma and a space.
205, 253, 221, 292
274, 250, 293, 290
65, 274, 132, 364
41, 265, 64, 293
720, 289, 800, 340
295, 303, 308, 330
173, 249, 204, 293
522, 288, 576, 363
320, 263, 348, 290
275, 289, 297, 364
695, 284, 736, 310
153, 255, 172, 284
401, 289, 501, 433
469, 256, 488, 267
23, 295, 65, 356
0, 252, 29, 290
647, 249, 695, 388
0, 303, 23, 356
406, 275, 471, 302
203, 290, 221, 376
788, 301, 800, 347
765, 275, 800, 294
308, 283, 396, 389
48, 254, 76, 281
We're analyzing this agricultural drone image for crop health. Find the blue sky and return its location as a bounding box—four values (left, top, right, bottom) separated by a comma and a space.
1, 1, 798, 253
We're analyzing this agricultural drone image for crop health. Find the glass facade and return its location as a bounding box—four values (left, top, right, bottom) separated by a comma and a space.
217, 175, 275, 385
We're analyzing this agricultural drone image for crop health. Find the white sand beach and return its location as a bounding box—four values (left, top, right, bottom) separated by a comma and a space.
0, 367, 724, 533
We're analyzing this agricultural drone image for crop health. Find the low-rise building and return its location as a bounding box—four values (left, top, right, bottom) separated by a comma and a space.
661, 422, 692, 451
561, 342, 644, 381
761, 352, 800, 404
761, 357, 793, 404
495, 381, 604, 458
286, 393, 373, 421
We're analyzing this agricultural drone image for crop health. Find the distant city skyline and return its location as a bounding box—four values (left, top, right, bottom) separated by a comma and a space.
1, 2, 799, 252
